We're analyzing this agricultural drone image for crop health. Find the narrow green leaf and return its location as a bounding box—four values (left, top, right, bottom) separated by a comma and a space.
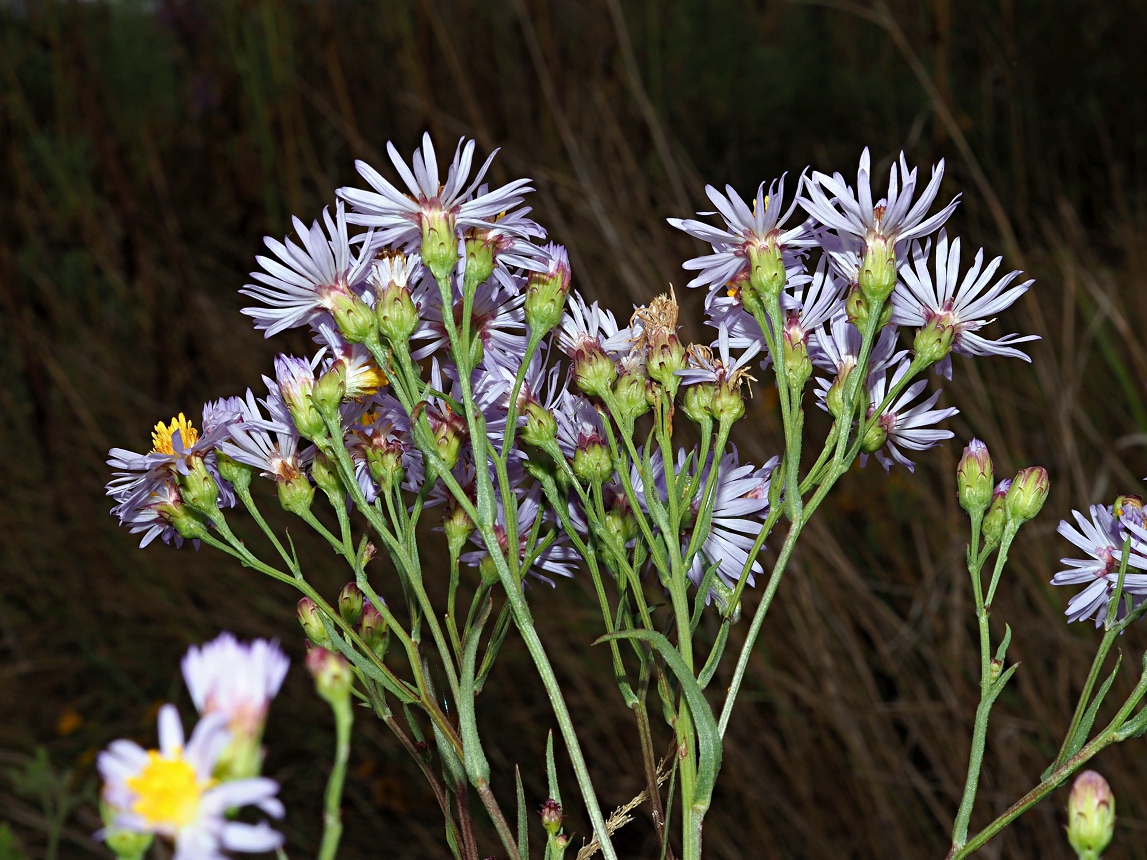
545, 730, 562, 805
596, 629, 722, 810
697, 623, 730, 690
516, 765, 529, 860
1069, 653, 1122, 761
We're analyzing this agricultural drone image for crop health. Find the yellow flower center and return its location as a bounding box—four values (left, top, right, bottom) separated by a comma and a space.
151, 414, 199, 455
348, 363, 388, 400
125, 750, 213, 829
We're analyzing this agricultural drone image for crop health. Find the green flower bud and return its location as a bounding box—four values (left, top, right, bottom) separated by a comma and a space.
913, 314, 955, 367
365, 440, 405, 493
327, 288, 377, 344
166, 502, 212, 542
745, 239, 786, 308
277, 471, 315, 517
573, 343, 618, 399
1067, 770, 1115, 860
180, 457, 220, 517
338, 582, 364, 625
215, 451, 253, 494
825, 366, 853, 420
957, 439, 995, 518
277, 356, 326, 439
982, 480, 1011, 547
859, 236, 897, 305
710, 380, 745, 426
604, 503, 639, 547
443, 499, 475, 555
612, 369, 651, 424
845, 283, 894, 331
861, 417, 889, 454
463, 231, 497, 292
646, 330, 687, 397
311, 450, 344, 498
101, 801, 154, 860
430, 411, 465, 470
573, 441, 613, 485
297, 597, 330, 647
358, 601, 388, 658
1005, 466, 1049, 525
782, 316, 812, 392
376, 283, 419, 344
306, 645, 354, 706
540, 799, 563, 836
420, 206, 459, 283
479, 554, 500, 587
525, 247, 572, 335
312, 360, 348, 418
521, 399, 559, 448
682, 381, 716, 425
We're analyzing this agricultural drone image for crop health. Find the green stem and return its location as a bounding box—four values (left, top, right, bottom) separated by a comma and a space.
317, 697, 353, 860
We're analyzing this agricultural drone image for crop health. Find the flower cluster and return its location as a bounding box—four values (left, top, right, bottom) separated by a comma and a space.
97, 635, 287, 859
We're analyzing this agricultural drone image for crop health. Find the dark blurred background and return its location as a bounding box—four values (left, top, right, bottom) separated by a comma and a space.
2, 0, 1147, 857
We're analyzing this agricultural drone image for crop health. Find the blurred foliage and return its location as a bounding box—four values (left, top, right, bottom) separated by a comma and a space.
2, 0, 1147, 857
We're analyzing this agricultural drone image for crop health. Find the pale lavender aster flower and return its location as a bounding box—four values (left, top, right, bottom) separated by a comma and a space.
862, 359, 958, 472
240, 202, 374, 337
667, 174, 814, 299
555, 391, 608, 460
1053, 506, 1147, 625
97, 704, 283, 859
107, 475, 189, 549
347, 391, 424, 497
557, 292, 623, 358
892, 231, 1038, 378
800, 148, 960, 253
311, 322, 389, 401
182, 633, 289, 740
338, 133, 533, 249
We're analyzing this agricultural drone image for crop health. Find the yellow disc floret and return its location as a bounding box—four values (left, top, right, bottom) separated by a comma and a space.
151, 414, 199, 456
126, 750, 213, 829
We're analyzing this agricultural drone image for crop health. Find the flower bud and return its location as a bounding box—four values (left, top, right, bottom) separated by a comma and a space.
101, 801, 155, 860
376, 283, 419, 344
860, 417, 889, 454
521, 400, 559, 448
276, 356, 325, 439
180, 457, 220, 517
611, 369, 651, 424
312, 360, 348, 418
479, 554, 500, 587
167, 503, 212, 542
572, 343, 618, 399
573, 441, 613, 485
525, 247, 572, 335
463, 232, 497, 292
365, 439, 405, 493
859, 236, 897, 305
540, 799, 563, 836
845, 283, 893, 330
646, 330, 688, 396
1067, 770, 1115, 860
825, 366, 853, 420
1005, 466, 1049, 525
604, 503, 639, 547
710, 380, 745, 426
310, 450, 344, 498
277, 471, 315, 516
982, 480, 1012, 547
215, 451, 253, 494
443, 499, 475, 554
338, 582, 364, 625
306, 645, 354, 706
358, 601, 388, 658
327, 289, 377, 344
430, 410, 466, 470
682, 381, 716, 426
420, 206, 459, 283
957, 439, 995, 518
297, 597, 329, 647
745, 240, 786, 307
782, 316, 812, 392
913, 314, 955, 367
